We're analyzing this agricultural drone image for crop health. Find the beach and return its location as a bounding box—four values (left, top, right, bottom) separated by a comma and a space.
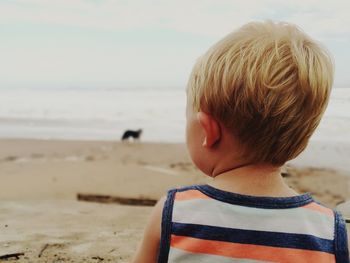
1, 1, 350, 261
0, 138, 349, 262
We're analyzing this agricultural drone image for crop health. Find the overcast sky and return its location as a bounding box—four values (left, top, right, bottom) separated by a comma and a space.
0, 0, 349, 89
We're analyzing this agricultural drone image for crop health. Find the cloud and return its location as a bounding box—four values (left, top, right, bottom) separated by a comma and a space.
1, 0, 349, 39
0, 0, 349, 87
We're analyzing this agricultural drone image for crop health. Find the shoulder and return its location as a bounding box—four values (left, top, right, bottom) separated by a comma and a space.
132, 196, 167, 263
159, 185, 205, 217
171, 184, 203, 192
161, 185, 212, 205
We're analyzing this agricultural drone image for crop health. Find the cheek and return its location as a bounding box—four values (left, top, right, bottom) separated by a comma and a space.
186, 121, 212, 176
188, 145, 212, 176
186, 119, 196, 152
186, 122, 196, 162
185, 120, 192, 147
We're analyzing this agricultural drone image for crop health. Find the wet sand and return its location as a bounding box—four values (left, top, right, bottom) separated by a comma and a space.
0, 139, 349, 262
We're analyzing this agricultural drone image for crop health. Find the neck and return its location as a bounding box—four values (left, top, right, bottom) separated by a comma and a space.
209, 163, 299, 197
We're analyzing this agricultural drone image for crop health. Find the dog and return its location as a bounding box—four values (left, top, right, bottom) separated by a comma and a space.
121, 129, 143, 142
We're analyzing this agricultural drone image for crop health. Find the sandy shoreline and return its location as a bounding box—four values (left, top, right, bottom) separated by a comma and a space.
0, 138, 349, 262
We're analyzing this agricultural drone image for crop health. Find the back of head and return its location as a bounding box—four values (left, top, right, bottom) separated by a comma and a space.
188, 21, 334, 165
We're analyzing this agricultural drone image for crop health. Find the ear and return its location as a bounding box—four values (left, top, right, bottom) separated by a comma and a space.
197, 111, 221, 148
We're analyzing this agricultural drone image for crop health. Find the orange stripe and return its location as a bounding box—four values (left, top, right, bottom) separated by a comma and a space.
303, 202, 334, 217
175, 190, 210, 201
171, 235, 335, 263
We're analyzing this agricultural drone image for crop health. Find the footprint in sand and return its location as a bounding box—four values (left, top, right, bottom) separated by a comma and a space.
169, 162, 193, 171
3, 156, 18, 162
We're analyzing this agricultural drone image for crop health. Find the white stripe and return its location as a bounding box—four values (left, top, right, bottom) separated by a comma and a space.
169, 247, 270, 263
172, 199, 334, 240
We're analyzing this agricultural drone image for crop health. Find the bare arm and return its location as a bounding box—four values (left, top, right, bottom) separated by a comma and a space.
132, 196, 166, 263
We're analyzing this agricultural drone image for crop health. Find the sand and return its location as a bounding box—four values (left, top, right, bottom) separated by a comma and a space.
0, 139, 349, 262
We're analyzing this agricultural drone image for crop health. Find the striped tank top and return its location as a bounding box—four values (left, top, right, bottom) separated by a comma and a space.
157, 185, 349, 263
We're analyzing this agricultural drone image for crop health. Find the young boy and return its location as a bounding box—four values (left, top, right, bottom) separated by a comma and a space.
133, 21, 349, 262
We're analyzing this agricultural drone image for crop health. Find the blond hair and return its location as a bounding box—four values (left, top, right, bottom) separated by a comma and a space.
188, 21, 334, 165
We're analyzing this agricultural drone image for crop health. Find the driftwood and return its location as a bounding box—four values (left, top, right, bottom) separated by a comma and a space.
0, 252, 25, 260
281, 171, 291, 177
38, 243, 49, 258
77, 193, 157, 206
91, 256, 104, 261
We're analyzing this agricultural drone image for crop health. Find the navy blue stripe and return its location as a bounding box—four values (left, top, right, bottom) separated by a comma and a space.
172, 222, 334, 254
196, 184, 314, 209
157, 189, 177, 263
334, 211, 350, 263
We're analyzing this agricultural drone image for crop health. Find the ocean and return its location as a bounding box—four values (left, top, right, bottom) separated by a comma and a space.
0, 87, 349, 170
0, 87, 186, 142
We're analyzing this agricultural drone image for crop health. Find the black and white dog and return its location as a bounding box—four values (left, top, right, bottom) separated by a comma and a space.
121, 129, 143, 142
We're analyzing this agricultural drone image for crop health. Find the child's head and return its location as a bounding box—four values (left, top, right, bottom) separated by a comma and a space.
186, 21, 334, 175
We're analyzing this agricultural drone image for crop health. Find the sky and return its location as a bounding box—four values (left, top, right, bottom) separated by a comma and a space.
0, 0, 349, 89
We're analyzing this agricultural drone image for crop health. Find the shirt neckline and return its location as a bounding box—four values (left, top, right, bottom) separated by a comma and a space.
195, 184, 314, 209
